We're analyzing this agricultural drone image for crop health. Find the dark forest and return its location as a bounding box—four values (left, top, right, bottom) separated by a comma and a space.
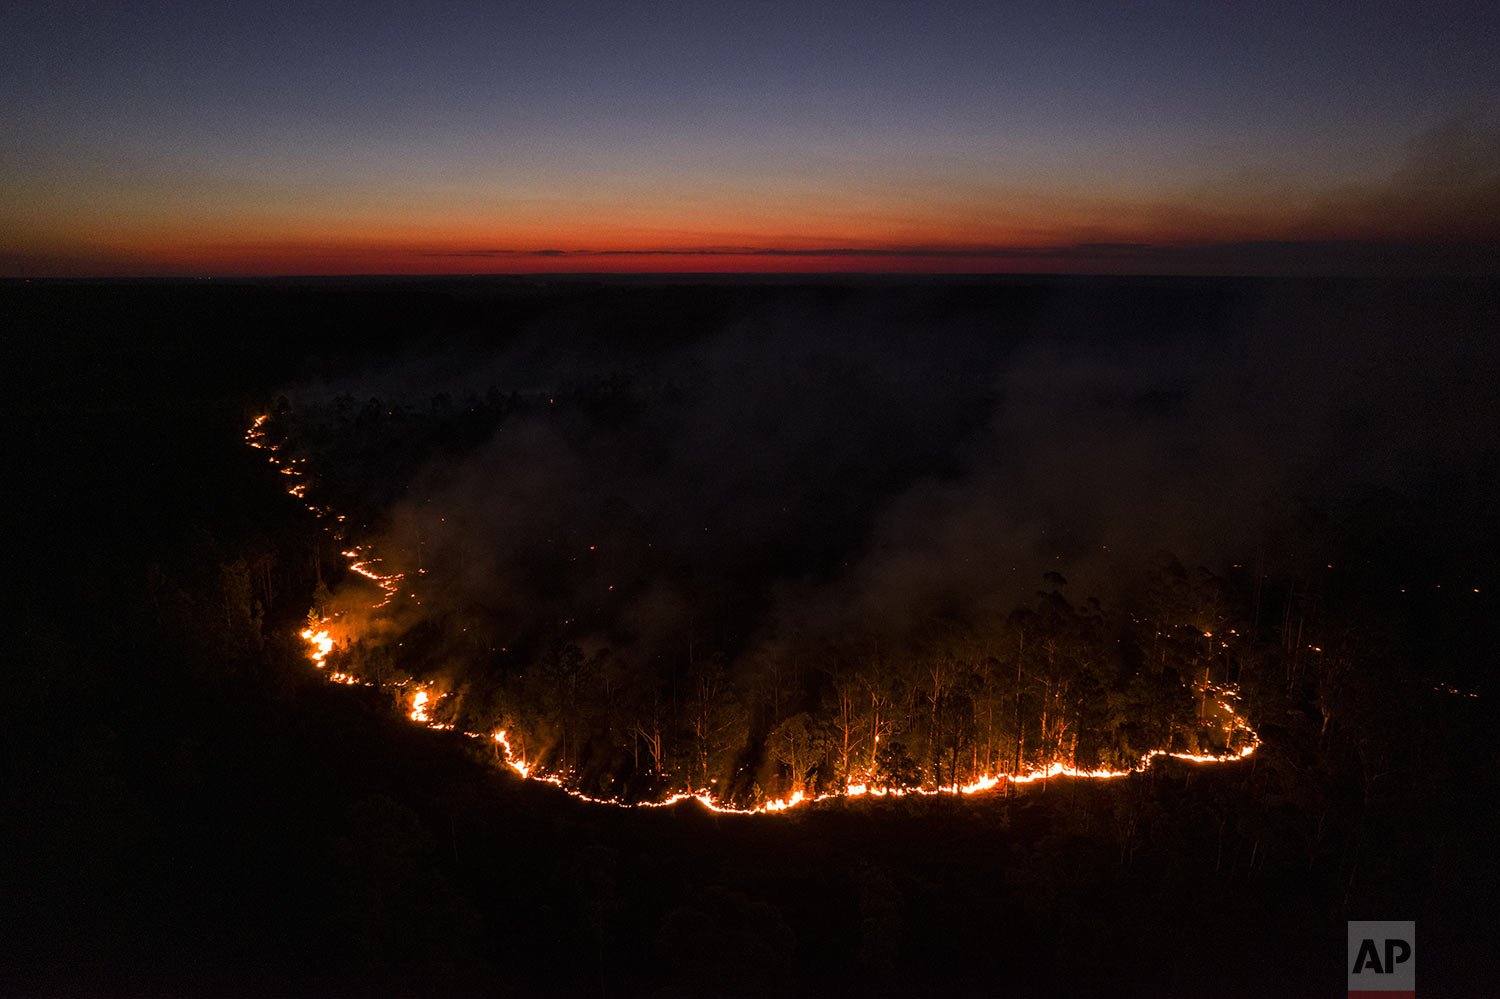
5, 276, 1498, 996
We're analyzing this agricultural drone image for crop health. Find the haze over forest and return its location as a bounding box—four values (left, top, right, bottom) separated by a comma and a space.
259, 279, 1496, 802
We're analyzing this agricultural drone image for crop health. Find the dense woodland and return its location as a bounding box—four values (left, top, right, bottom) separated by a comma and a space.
266, 395, 1260, 804
6, 278, 1499, 995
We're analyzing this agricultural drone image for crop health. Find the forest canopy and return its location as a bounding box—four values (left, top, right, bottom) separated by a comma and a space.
243, 280, 1487, 804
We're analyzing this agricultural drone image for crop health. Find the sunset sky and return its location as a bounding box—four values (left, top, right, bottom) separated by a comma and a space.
4, 1, 1498, 276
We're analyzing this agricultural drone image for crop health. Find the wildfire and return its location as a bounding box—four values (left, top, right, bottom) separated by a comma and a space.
248, 414, 407, 609
261, 412, 1263, 818
247, 415, 326, 520
300, 627, 334, 668
344, 548, 403, 608
474, 717, 1261, 817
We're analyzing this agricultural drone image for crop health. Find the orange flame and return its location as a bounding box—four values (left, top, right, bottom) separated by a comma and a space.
299, 627, 334, 668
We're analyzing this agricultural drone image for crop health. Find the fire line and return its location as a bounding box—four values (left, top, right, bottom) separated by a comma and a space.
248, 413, 1260, 816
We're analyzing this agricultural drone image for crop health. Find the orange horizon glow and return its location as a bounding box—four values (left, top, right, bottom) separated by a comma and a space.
10, 143, 1500, 278
14, 223, 1496, 278
11, 152, 1499, 278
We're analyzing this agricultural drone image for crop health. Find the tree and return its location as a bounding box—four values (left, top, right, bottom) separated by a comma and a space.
826, 668, 866, 783
682, 656, 745, 792
874, 738, 921, 788
767, 712, 821, 794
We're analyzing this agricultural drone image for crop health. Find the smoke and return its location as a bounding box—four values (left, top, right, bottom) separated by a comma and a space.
293, 278, 1498, 669
1352, 116, 1500, 241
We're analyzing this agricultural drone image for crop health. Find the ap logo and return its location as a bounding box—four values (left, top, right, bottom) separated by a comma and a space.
1348, 920, 1415, 998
